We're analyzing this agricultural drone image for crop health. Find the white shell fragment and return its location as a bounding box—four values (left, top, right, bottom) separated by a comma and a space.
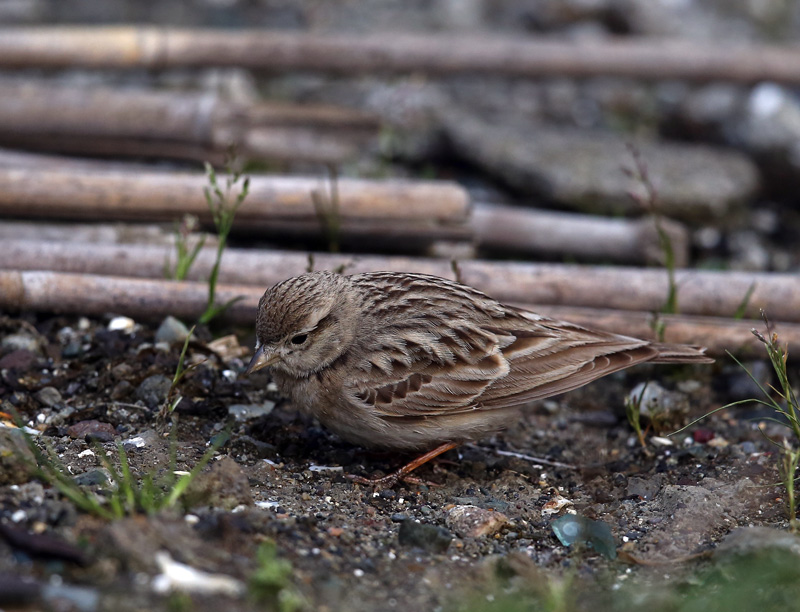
151, 551, 245, 597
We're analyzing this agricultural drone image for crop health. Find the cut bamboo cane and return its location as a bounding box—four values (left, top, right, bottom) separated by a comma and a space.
472, 203, 689, 266
0, 221, 183, 245
0, 81, 379, 164
0, 240, 797, 323
0, 269, 789, 355
1, 27, 799, 83
0, 168, 470, 243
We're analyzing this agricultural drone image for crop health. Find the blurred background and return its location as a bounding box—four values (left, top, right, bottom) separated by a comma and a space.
1, 0, 800, 332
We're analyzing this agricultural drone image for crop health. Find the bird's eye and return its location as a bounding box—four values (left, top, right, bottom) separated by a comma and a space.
291, 334, 308, 345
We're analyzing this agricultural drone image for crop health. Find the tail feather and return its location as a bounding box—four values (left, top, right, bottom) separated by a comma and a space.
648, 343, 714, 364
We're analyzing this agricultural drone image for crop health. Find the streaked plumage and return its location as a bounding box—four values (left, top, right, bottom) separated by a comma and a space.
247, 271, 712, 451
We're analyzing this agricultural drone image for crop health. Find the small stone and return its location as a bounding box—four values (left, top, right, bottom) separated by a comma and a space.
34, 387, 62, 408
66, 420, 116, 443
228, 402, 275, 421
739, 441, 757, 455
107, 316, 135, 333
73, 469, 109, 486
122, 430, 158, 449
0, 427, 37, 485
62, 341, 83, 358
110, 381, 133, 401
626, 475, 663, 501
1, 333, 41, 355
134, 375, 172, 408
627, 381, 689, 419
445, 505, 509, 538
0, 349, 36, 371
207, 335, 249, 361
398, 520, 452, 553
110, 363, 134, 381
155, 316, 190, 345
541, 495, 574, 516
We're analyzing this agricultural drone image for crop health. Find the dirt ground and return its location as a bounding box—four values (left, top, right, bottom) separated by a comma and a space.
0, 310, 795, 611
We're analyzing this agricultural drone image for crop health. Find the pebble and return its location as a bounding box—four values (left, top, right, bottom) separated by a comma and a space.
0, 349, 37, 371
61, 341, 83, 358
107, 316, 135, 333
228, 401, 276, 421
134, 375, 172, 408
445, 505, 509, 538
0, 428, 36, 485
398, 520, 452, 553
110, 381, 133, 401
33, 387, 62, 408
1, 333, 41, 355
155, 316, 190, 344
739, 441, 757, 455
122, 429, 158, 449
73, 469, 109, 487
626, 475, 664, 500
626, 381, 689, 418
66, 420, 116, 443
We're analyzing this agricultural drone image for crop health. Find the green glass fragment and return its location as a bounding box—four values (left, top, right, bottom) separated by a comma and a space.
551, 514, 617, 559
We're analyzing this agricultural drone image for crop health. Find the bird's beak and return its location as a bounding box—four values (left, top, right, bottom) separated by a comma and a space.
245, 345, 280, 375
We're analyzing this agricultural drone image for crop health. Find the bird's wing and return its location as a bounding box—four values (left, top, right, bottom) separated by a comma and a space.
343, 308, 661, 418
475, 309, 658, 409
342, 321, 512, 418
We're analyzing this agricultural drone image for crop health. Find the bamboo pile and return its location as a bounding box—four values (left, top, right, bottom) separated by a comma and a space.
0, 26, 791, 358
0, 81, 379, 164
0, 162, 692, 262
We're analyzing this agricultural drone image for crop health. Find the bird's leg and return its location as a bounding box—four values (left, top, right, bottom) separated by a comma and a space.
348, 441, 461, 488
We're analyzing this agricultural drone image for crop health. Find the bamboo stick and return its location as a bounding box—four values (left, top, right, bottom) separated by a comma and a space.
0, 168, 470, 242
0, 241, 796, 323
1, 27, 799, 83
0, 221, 182, 245
0, 81, 378, 164
0, 268, 789, 355
472, 203, 689, 266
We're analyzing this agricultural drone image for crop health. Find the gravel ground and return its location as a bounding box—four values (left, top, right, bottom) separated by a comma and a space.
0, 311, 796, 611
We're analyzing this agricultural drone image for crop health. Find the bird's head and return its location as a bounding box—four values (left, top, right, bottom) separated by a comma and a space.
246, 272, 357, 378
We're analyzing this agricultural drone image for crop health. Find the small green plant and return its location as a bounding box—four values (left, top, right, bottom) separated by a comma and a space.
14, 410, 230, 519
673, 314, 800, 527
734, 281, 757, 320
625, 144, 678, 341
624, 382, 649, 449
749, 320, 800, 530
780, 439, 800, 532
159, 325, 201, 419
164, 214, 206, 281
249, 540, 305, 612
198, 155, 249, 325
311, 164, 342, 254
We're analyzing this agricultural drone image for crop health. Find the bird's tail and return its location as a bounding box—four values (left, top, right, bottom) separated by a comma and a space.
649, 343, 715, 364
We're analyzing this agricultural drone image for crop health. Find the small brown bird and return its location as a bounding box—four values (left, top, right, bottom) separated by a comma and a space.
247, 271, 712, 485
